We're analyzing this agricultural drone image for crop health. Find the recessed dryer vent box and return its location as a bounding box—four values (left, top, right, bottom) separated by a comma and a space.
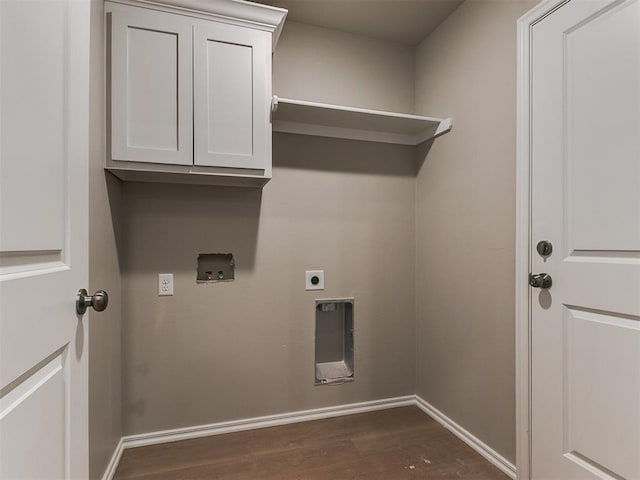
315, 298, 354, 386
197, 254, 235, 283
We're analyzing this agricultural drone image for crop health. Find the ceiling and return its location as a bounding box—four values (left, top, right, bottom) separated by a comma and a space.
253, 0, 464, 46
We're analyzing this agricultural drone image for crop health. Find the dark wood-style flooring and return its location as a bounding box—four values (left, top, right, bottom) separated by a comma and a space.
114, 406, 510, 479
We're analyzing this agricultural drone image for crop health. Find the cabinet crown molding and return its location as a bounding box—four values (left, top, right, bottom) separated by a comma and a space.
108, 0, 288, 48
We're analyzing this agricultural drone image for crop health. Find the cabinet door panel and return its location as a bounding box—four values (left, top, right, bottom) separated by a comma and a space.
110, 4, 193, 165
194, 23, 271, 170
206, 41, 253, 157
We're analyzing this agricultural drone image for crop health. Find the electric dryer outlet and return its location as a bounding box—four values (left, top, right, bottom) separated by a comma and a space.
305, 270, 324, 291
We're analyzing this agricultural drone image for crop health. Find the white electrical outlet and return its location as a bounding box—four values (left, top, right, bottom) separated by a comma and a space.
305, 270, 324, 291
159, 273, 174, 296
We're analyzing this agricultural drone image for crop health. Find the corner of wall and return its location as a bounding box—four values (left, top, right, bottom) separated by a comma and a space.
88, 0, 123, 477
411, 0, 538, 464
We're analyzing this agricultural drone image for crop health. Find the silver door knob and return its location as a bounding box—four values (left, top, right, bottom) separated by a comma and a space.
76, 289, 109, 314
528, 273, 552, 289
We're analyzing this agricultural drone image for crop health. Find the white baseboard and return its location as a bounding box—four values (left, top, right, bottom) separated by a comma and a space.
123, 395, 415, 449
101, 395, 414, 479
102, 394, 516, 480
414, 395, 516, 479
101, 437, 124, 480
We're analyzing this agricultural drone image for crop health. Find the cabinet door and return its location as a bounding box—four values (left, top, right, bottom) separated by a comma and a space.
109, 4, 193, 165
193, 22, 271, 170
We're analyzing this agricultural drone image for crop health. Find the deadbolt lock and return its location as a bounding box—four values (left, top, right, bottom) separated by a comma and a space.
536, 240, 553, 257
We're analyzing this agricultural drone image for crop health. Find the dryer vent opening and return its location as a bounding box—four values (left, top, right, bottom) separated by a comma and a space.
315, 298, 354, 385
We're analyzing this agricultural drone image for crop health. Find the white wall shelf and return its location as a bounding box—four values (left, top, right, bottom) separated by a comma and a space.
271, 96, 453, 146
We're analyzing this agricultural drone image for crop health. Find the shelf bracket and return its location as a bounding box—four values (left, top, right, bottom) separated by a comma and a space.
433, 117, 454, 139
270, 95, 279, 123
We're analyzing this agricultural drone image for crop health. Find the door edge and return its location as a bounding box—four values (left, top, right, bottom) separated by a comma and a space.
515, 1, 571, 478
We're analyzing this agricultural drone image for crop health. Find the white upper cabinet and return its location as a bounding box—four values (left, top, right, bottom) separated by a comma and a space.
194, 22, 270, 170
110, 4, 193, 165
105, 0, 286, 187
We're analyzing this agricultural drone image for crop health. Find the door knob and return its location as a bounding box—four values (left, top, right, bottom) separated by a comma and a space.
528, 273, 552, 289
76, 289, 109, 314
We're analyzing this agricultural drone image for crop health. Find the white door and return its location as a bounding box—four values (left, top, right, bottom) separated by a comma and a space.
108, 2, 193, 166
530, 0, 640, 478
193, 20, 271, 170
0, 0, 91, 478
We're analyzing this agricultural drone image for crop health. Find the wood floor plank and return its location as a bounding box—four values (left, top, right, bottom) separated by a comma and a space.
114, 406, 510, 479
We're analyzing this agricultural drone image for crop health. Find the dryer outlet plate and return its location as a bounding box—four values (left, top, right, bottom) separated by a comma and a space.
305, 270, 324, 291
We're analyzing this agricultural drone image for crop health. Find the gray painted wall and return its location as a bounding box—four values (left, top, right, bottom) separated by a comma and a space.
121, 22, 417, 435
108, 5, 536, 465
273, 21, 415, 112
88, 0, 123, 477
414, 0, 535, 464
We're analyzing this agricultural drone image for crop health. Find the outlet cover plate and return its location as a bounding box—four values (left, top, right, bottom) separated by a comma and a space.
305, 270, 324, 291
159, 273, 174, 296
